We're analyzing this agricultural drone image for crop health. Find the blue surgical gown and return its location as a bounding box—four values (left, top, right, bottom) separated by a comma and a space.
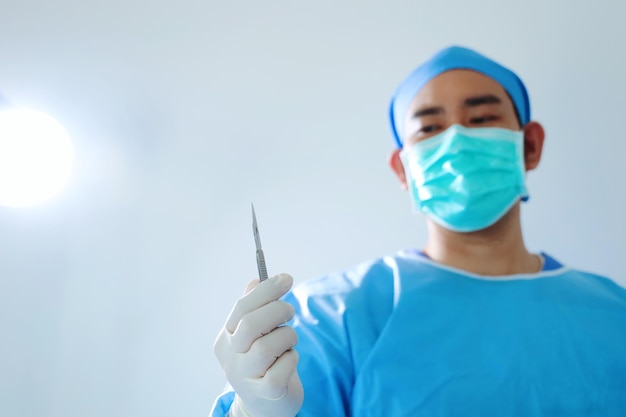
211, 251, 626, 416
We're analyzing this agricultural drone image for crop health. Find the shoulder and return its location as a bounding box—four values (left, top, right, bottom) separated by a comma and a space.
291, 255, 400, 297
287, 250, 456, 304
566, 268, 626, 297
284, 254, 414, 319
544, 253, 626, 303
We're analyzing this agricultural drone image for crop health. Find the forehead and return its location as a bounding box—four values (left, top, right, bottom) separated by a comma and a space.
409, 69, 511, 110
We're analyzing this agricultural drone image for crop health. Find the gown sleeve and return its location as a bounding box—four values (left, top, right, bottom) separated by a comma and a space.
209, 259, 394, 417
209, 390, 235, 416
207, 276, 355, 417
208, 279, 354, 417
284, 261, 395, 416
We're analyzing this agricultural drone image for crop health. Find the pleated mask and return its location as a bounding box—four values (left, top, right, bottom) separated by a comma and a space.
400, 124, 528, 232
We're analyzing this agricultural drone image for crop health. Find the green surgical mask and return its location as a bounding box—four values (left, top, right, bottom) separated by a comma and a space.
400, 124, 528, 233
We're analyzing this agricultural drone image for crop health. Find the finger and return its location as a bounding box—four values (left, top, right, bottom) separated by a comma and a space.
258, 349, 300, 400
244, 326, 298, 378
244, 279, 259, 295
225, 273, 293, 333
230, 300, 295, 353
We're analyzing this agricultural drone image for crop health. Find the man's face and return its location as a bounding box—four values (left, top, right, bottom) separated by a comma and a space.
402, 70, 521, 147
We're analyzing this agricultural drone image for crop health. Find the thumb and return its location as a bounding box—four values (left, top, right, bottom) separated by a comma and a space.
244, 278, 260, 295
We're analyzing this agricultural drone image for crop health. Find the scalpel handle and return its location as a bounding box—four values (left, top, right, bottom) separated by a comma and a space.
256, 250, 269, 282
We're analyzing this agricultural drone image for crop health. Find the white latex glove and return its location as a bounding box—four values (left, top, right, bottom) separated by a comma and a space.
214, 273, 303, 417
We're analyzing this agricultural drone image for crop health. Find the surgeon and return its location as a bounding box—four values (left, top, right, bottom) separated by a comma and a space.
211, 46, 626, 416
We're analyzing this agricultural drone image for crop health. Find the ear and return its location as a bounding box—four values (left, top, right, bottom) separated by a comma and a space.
523, 121, 545, 171
388, 149, 408, 190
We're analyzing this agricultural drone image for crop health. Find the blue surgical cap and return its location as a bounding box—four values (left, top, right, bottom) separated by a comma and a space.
389, 46, 531, 148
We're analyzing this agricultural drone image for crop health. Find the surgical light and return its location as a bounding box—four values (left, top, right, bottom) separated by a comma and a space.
0, 107, 74, 208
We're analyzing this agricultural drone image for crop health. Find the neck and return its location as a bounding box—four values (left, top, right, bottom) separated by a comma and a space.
423, 204, 541, 276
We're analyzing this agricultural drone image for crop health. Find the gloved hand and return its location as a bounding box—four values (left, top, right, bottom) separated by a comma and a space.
214, 273, 303, 417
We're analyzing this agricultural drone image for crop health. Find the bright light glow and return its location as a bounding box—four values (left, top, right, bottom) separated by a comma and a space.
0, 108, 74, 207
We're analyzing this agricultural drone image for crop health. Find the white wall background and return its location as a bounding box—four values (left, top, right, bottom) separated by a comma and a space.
0, 0, 624, 415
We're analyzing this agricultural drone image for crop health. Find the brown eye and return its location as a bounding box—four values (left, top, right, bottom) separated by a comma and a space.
470, 115, 498, 124
419, 125, 441, 134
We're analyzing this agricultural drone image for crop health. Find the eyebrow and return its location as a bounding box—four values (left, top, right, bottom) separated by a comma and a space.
464, 94, 502, 107
411, 94, 503, 119
412, 106, 444, 118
